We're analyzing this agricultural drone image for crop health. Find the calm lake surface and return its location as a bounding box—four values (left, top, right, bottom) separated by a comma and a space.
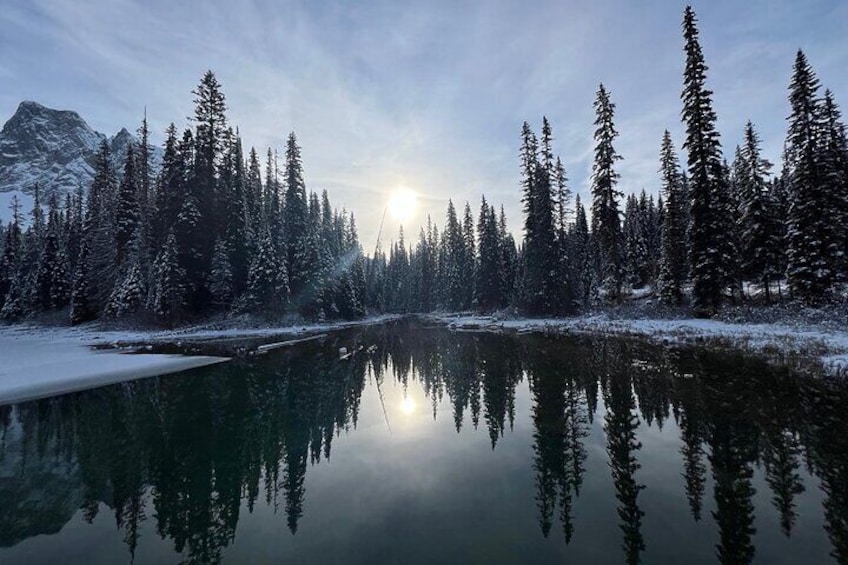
1, 320, 847, 564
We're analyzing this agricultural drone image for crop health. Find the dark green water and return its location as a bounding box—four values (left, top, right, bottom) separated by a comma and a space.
1, 321, 847, 564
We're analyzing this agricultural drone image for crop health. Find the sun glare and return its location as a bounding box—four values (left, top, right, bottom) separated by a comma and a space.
388, 188, 418, 224
400, 396, 416, 415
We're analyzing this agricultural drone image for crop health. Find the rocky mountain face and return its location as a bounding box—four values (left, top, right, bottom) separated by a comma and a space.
0, 101, 158, 200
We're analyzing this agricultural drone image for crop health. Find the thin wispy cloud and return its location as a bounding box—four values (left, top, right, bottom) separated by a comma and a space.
2, 0, 846, 246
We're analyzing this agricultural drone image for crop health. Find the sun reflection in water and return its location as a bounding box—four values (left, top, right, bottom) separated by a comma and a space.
400, 396, 416, 415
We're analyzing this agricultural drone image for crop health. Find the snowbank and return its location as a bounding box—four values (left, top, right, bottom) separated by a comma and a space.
426, 313, 848, 377
0, 315, 401, 404
0, 326, 228, 405
134, 314, 402, 344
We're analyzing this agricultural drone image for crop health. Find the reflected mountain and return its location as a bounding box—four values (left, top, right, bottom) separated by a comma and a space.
1, 321, 847, 564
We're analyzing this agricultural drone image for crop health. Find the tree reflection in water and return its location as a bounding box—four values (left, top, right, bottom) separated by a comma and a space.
1, 321, 847, 564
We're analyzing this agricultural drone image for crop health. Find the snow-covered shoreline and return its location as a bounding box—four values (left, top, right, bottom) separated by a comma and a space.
0, 315, 402, 405
423, 313, 848, 377
0, 326, 228, 405
3, 310, 845, 406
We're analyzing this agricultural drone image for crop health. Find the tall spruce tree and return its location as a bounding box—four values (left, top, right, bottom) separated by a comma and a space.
245, 227, 289, 315
209, 238, 234, 308
152, 230, 186, 325
0, 197, 22, 312
657, 130, 687, 304
283, 133, 310, 299
114, 143, 140, 270
226, 134, 251, 295
520, 122, 559, 314
462, 202, 476, 309
819, 89, 848, 282
191, 71, 229, 309
476, 197, 502, 312
623, 194, 648, 288
86, 140, 119, 310
681, 6, 724, 316
716, 159, 741, 299
154, 124, 184, 248
785, 50, 834, 303
498, 206, 518, 308
137, 110, 153, 258
70, 237, 95, 324
738, 121, 780, 300
443, 200, 465, 311
571, 195, 593, 307
590, 84, 624, 300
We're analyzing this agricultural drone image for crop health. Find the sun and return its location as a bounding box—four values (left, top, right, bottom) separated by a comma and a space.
387, 187, 418, 224
399, 396, 416, 416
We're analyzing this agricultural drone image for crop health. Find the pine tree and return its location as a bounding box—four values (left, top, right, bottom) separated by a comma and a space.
0, 197, 23, 312
520, 122, 560, 314
209, 238, 234, 308
114, 143, 141, 270
415, 222, 435, 312
283, 133, 310, 297
34, 195, 70, 310
246, 147, 264, 238
738, 121, 779, 300
33, 195, 57, 311
244, 228, 289, 315
225, 134, 251, 295
192, 70, 229, 269
819, 89, 848, 282
570, 196, 593, 307
681, 6, 724, 316
339, 214, 366, 319
657, 130, 687, 304
590, 84, 624, 300
265, 148, 282, 243
65, 187, 84, 273
154, 124, 185, 248
476, 197, 502, 312
553, 157, 572, 312
785, 50, 833, 303
86, 140, 118, 309
498, 206, 517, 308
105, 232, 146, 318
462, 202, 476, 309
298, 226, 329, 319
174, 194, 203, 309
70, 238, 95, 324
442, 200, 465, 311
20, 184, 46, 312
152, 231, 187, 325
716, 159, 741, 299
0, 274, 24, 321
137, 110, 154, 258
623, 194, 648, 288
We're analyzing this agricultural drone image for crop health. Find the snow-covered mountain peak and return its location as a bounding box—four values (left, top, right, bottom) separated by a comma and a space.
0, 101, 161, 216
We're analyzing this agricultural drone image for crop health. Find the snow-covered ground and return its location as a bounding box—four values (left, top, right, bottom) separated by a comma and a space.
0, 315, 402, 405
5, 309, 844, 405
0, 326, 228, 405
125, 314, 402, 344
425, 313, 848, 377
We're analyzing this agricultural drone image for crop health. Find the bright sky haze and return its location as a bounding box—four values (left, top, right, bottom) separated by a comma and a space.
2, 0, 846, 249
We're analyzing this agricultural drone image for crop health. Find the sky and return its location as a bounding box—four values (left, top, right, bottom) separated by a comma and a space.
2, 0, 847, 249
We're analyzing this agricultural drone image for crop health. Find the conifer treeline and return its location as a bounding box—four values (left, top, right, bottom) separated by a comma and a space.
1, 6, 847, 324
0, 72, 367, 325
367, 6, 848, 317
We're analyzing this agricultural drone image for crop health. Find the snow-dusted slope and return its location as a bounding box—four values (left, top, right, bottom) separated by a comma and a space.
0, 101, 160, 223
0, 101, 102, 199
